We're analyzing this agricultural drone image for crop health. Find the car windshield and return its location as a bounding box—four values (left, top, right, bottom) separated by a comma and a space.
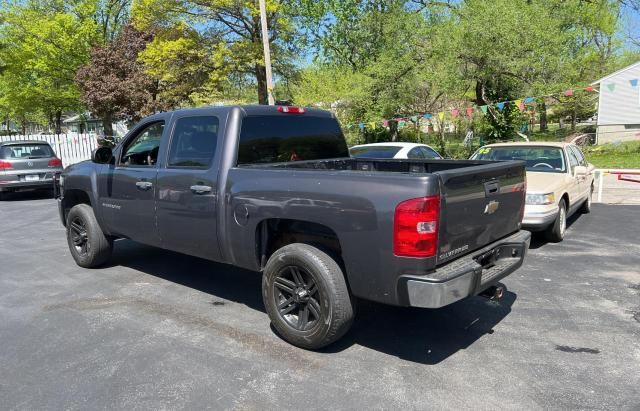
0, 144, 54, 159
350, 146, 402, 159
472, 146, 566, 173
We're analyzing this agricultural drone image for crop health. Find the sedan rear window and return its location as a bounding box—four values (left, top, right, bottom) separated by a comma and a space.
472, 146, 566, 173
0, 144, 54, 159
238, 115, 348, 165
350, 146, 402, 159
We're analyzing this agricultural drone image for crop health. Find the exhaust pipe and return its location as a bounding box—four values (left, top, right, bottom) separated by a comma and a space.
480, 284, 505, 300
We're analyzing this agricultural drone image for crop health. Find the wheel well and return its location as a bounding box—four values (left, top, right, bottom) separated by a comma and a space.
61, 189, 92, 224
256, 219, 343, 270
561, 192, 570, 209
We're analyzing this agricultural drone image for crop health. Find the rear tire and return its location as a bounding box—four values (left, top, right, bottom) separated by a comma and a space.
66, 204, 112, 268
545, 199, 567, 243
262, 243, 355, 350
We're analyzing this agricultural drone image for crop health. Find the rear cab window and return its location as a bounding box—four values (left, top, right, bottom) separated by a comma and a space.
237, 115, 348, 165
1, 144, 54, 159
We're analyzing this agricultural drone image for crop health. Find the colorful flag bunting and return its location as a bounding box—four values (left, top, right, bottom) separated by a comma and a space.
382, 120, 389, 127
524, 96, 535, 104
423, 113, 432, 119
450, 109, 459, 118
358, 123, 365, 130
409, 115, 417, 122
607, 83, 615, 92
584, 86, 594, 92
437, 112, 445, 121
398, 121, 406, 128
466, 107, 474, 117
514, 99, 524, 112
479, 105, 488, 114
630, 79, 638, 88
369, 122, 376, 129
496, 102, 505, 110
564, 89, 574, 97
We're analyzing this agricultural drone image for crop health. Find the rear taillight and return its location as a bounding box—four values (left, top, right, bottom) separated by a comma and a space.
277, 106, 305, 114
394, 195, 440, 258
0, 160, 12, 169
48, 158, 62, 167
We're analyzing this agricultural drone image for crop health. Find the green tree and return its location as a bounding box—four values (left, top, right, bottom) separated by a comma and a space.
131, 0, 297, 105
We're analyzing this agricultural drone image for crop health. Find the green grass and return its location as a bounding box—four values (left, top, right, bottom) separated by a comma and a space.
583, 141, 640, 169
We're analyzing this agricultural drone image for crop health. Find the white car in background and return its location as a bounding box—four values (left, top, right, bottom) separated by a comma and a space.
349, 142, 443, 160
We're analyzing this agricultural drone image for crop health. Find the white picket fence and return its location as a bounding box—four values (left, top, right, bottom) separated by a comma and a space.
0, 133, 99, 167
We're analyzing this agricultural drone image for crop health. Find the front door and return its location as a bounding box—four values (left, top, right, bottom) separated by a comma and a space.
156, 115, 222, 261
100, 120, 166, 246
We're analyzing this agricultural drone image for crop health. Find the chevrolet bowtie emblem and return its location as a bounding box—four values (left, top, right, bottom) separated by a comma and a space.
484, 200, 500, 215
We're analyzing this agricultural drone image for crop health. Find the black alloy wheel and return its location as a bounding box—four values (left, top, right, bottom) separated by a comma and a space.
273, 265, 322, 332
69, 216, 90, 257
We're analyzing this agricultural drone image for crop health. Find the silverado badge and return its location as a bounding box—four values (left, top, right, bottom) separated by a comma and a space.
484, 200, 500, 215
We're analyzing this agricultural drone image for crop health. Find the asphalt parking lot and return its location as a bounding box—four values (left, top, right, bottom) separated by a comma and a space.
1, 193, 639, 410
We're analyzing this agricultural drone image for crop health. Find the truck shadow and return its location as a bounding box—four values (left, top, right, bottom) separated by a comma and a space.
111, 240, 515, 365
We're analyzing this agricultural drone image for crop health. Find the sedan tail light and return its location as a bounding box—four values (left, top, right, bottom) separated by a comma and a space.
394, 195, 440, 258
48, 158, 63, 167
0, 160, 12, 169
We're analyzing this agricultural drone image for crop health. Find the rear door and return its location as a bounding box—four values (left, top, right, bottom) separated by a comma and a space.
100, 120, 165, 246
435, 161, 526, 264
155, 114, 222, 261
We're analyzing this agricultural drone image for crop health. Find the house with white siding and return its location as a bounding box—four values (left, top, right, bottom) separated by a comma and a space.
592, 61, 640, 144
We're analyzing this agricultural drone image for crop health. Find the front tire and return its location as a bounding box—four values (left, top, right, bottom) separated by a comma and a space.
545, 199, 567, 242
66, 204, 113, 268
262, 243, 354, 350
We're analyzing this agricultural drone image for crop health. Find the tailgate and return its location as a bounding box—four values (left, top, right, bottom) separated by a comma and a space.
435, 160, 526, 265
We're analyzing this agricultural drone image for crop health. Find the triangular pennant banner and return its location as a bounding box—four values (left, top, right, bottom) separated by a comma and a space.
607, 83, 615, 92
358, 123, 365, 130
423, 113, 432, 119
410, 115, 418, 122
524, 96, 535, 104
630, 79, 638, 87
369, 122, 376, 129
564, 89, 574, 97
584, 86, 594, 92
479, 105, 488, 114
450, 109, 459, 118
496, 102, 505, 110
514, 99, 524, 112
437, 112, 445, 121
466, 107, 474, 117
398, 121, 406, 128
382, 120, 389, 127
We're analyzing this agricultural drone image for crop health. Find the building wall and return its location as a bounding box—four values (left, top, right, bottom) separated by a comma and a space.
596, 124, 640, 144
597, 62, 640, 128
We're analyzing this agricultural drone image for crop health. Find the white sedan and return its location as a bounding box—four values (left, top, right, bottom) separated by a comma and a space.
349, 142, 443, 160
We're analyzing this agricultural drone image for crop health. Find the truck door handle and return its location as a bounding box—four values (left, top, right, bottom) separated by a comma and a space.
190, 185, 212, 194
135, 181, 153, 190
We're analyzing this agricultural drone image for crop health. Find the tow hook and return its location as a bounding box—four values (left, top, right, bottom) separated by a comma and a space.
480, 284, 505, 300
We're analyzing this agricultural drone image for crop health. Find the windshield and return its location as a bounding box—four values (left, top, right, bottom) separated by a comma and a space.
350, 146, 402, 159
0, 144, 55, 159
472, 146, 566, 173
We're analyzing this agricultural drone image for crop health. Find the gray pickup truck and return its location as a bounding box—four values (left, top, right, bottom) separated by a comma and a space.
56, 105, 531, 349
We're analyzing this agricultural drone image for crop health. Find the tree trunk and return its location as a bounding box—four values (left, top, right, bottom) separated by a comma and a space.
55, 111, 62, 135
539, 101, 548, 131
255, 64, 268, 105
102, 112, 114, 137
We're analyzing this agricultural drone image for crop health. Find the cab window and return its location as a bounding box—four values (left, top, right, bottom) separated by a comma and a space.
167, 116, 219, 168
121, 121, 165, 166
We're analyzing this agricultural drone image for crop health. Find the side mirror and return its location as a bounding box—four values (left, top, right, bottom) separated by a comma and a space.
92, 146, 113, 164
574, 165, 587, 177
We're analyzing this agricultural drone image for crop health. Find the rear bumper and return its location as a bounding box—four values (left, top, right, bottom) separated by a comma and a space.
399, 230, 531, 308
0, 178, 57, 191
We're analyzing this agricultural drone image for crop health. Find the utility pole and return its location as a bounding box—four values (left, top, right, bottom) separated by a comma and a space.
259, 0, 275, 105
